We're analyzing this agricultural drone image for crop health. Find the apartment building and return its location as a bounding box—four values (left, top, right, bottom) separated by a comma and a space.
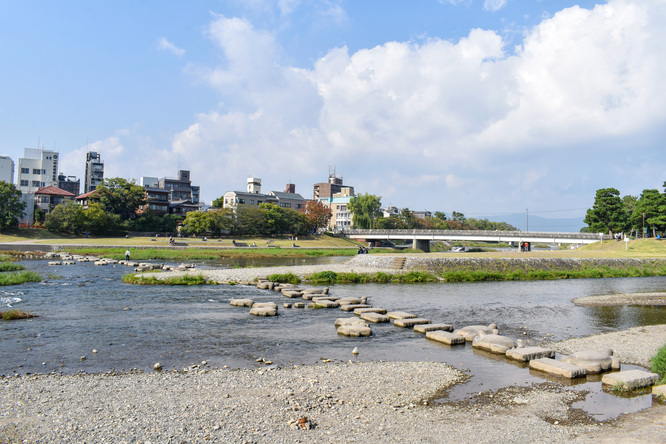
16, 148, 59, 194
84, 151, 104, 193
0, 155, 14, 184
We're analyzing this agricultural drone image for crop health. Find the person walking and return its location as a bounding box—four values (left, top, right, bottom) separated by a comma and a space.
125, 249, 131, 261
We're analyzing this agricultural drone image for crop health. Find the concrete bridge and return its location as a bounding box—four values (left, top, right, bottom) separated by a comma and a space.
345, 229, 608, 252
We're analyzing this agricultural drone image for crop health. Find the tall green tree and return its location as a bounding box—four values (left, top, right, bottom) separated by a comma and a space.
631, 189, 666, 236
96, 178, 147, 220
45, 201, 86, 234
0, 181, 26, 230
584, 188, 628, 237
348, 193, 382, 229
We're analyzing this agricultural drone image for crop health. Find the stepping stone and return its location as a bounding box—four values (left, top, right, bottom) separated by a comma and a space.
472, 334, 517, 354
283, 303, 292, 308
294, 302, 305, 308
337, 324, 372, 337
256, 282, 275, 290
252, 302, 278, 309
312, 296, 339, 302
353, 307, 387, 315
62, 261, 76, 265
340, 304, 372, 312
311, 300, 338, 309
230, 299, 254, 307
529, 358, 587, 379
335, 317, 369, 327
425, 331, 465, 345
48, 261, 62, 266
338, 297, 363, 306
453, 324, 499, 341
601, 370, 659, 390
282, 290, 303, 298
414, 324, 453, 334
249, 307, 278, 316
394, 318, 431, 328
506, 347, 555, 362
387, 312, 417, 320
561, 349, 614, 374
303, 287, 329, 295
360, 312, 390, 323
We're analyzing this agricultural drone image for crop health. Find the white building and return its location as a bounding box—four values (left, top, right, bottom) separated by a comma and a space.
17, 148, 59, 194
0, 155, 14, 184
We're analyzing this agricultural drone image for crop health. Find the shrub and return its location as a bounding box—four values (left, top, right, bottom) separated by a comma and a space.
308, 270, 339, 284
1, 309, 36, 320
267, 273, 301, 284
652, 343, 666, 384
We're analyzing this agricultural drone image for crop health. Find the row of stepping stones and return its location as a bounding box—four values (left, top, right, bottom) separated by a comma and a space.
241, 279, 662, 391
45, 252, 194, 272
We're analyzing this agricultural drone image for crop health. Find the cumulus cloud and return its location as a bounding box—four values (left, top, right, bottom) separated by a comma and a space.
173, 0, 666, 210
157, 37, 185, 56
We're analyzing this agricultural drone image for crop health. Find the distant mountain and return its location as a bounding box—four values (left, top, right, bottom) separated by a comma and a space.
477, 213, 586, 233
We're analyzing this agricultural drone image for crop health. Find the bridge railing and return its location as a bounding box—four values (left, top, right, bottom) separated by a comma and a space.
345, 229, 609, 240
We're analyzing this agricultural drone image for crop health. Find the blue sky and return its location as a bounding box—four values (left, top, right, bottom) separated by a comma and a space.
1, 0, 665, 229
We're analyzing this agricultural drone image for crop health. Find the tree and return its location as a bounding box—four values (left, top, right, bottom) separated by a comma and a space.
180, 211, 213, 236
211, 196, 225, 208
433, 211, 447, 221
84, 203, 119, 235
45, 201, 86, 234
630, 189, 666, 237
208, 208, 234, 236
584, 188, 628, 237
0, 181, 26, 230
348, 193, 382, 229
451, 211, 466, 224
303, 200, 332, 232
96, 178, 147, 220
232, 206, 267, 236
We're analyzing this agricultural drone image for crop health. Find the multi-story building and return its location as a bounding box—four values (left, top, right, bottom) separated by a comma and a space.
318, 187, 355, 231
16, 148, 59, 194
0, 155, 14, 184
313, 170, 354, 200
158, 170, 200, 205
84, 151, 104, 193
138, 188, 170, 216
223, 178, 306, 211
57, 174, 80, 196
34, 186, 75, 218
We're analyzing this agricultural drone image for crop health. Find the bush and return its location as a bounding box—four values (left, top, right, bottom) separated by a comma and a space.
267, 273, 301, 284
652, 343, 666, 384
1, 309, 36, 320
308, 271, 339, 284
122, 274, 209, 285
0, 271, 41, 286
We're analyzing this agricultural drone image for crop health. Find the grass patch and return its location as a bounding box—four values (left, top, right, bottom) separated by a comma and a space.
267, 273, 301, 284
1, 309, 36, 320
0, 262, 24, 272
122, 273, 209, 285
306, 270, 438, 284
652, 343, 666, 385
67, 247, 358, 261
0, 271, 42, 286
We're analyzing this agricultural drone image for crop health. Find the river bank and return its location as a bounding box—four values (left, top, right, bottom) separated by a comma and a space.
2, 353, 664, 443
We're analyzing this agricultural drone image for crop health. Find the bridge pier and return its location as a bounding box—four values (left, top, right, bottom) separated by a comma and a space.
413, 239, 430, 252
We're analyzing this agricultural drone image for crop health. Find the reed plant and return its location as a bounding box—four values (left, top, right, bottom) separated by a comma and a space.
652, 343, 666, 385
122, 273, 209, 285
267, 273, 301, 284
1, 309, 36, 320
0, 271, 41, 286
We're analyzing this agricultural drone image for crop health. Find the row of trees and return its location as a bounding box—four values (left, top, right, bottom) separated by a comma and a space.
347, 193, 517, 231
179, 201, 332, 237
584, 184, 666, 237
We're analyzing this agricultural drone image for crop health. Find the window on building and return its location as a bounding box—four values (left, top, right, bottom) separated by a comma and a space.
21, 168, 29, 174
250, 200, 254, 205
32, 168, 41, 174
20, 180, 29, 186
32, 181, 41, 187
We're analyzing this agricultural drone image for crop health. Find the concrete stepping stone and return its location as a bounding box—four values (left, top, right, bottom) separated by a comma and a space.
230, 299, 254, 307
250, 307, 278, 317
353, 307, 387, 315
601, 369, 659, 390
529, 358, 587, 379
506, 346, 555, 362
303, 287, 329, 295
256, 282, 275, 290
283, 303, 292, 308
311, 300, 339, 308
394, 318, 431, 328
294, 302, 305, 308
252, 302, 278, 309
340, 304, 372, 312
425, 331, 465, 345
48, 261, 62, 266
453, 324, 499, 341
561, 349, 615, 374
360, 312, 390, 323
338, 297, 363, 306
312, 296, 339, 302
335, 317, 369, 327
282, 290, 303, 298
414, 324, 453, 334
387, 312, 417, 320
337, 324, 372, 337
472, 333, 517, 354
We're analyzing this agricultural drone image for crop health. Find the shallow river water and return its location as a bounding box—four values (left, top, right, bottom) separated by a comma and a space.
2, 258, 665, 420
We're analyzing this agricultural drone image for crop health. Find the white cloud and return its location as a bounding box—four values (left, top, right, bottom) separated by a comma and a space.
157, 37, 185, 56
171, 0, 666, 211
483, 0, 506, 12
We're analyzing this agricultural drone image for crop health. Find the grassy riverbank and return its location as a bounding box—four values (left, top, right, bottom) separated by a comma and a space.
122, 274, 209, 285
0, 271, 42, 286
